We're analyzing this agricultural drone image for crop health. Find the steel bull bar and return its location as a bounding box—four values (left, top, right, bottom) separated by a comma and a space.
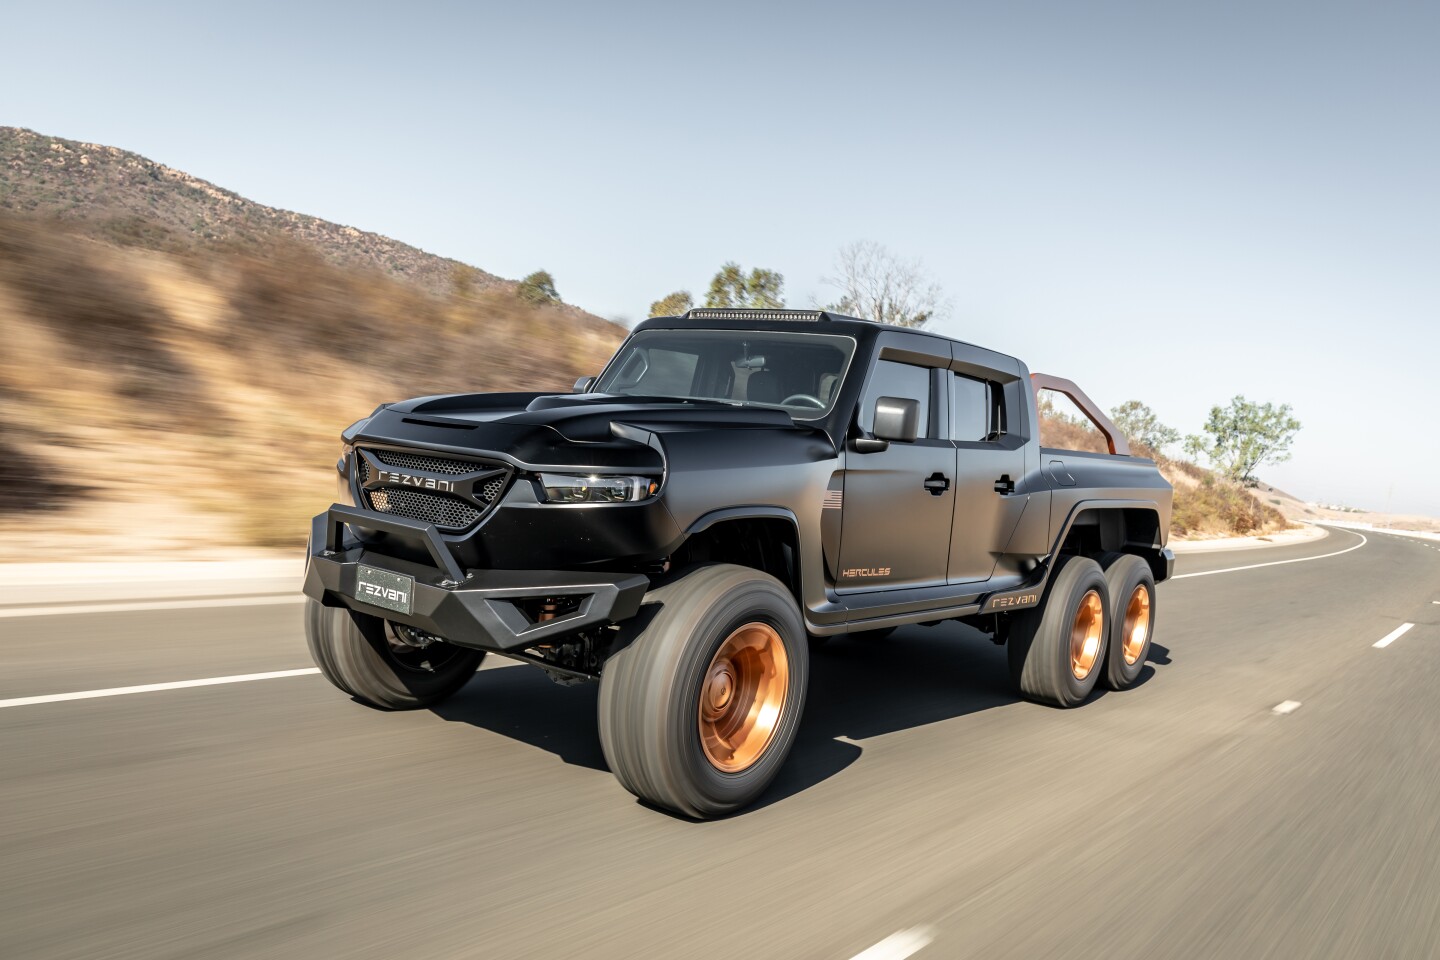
303, 505, 649, 652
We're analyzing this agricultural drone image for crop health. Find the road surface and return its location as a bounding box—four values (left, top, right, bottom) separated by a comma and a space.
3, 528, 1439, 959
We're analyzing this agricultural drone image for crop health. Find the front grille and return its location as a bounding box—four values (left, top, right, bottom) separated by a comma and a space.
367, 487, 484, 528
368, 448, 478, 476
356, 447, 511, 530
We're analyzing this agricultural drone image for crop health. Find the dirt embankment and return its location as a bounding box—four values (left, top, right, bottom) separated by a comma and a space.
1036, 409, 1290, 541
0, 213, 624, 560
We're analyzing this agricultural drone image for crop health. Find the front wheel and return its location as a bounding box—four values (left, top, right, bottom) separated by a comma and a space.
304, 599, 484, 709
597, 564, 809, 818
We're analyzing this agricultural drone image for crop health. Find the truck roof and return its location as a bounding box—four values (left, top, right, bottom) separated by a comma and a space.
636, 308, 1019, 367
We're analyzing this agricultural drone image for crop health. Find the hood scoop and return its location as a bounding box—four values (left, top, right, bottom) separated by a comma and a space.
401, 416, 477, 430
523, 393, 734, 413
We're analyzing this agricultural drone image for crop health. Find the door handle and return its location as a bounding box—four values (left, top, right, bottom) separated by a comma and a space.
923, 473, 950, 496
994, 474, 1016, 495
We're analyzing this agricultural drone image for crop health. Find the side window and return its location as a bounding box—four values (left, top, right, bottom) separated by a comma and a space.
951, 374, 994, 442
859, 359, 931, 439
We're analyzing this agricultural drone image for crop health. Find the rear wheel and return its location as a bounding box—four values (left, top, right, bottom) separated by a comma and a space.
1007, 555, 1109, 707
597, 564, 808, 818
1099, 554, 1156, 690
304, 599, 484, 709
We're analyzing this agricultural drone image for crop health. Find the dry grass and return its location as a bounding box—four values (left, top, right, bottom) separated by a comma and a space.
1165, 459, 1289, 538
0, 212, 624, 558
1038, 411, 1289, 539
1037, 408, 1111, 454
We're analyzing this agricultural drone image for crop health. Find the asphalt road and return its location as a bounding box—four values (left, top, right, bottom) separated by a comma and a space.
4, 528, 1439, 960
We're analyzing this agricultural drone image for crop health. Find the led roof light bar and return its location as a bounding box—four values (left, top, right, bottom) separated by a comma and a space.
684, 308, 829, 322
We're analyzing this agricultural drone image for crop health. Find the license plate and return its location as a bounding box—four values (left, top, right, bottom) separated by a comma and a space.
354, 564, 414, 616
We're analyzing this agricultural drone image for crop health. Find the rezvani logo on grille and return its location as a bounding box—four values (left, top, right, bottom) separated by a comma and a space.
377, 470, 456, 492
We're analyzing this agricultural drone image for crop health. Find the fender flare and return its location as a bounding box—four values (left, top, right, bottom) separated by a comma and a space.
677, 507, 808, 602
1047, 499, 1162, 557
684, 505, 802, 538
979, 499, 1169, 614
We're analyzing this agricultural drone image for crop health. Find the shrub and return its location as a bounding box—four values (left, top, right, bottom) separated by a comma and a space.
517, 270, 560, 306
649, 290, 693, 317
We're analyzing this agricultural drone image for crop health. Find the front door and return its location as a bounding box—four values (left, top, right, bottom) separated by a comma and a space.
838, 358, 954, 592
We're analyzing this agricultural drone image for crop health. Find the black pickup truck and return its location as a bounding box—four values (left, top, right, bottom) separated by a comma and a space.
303, 308, 1173, 817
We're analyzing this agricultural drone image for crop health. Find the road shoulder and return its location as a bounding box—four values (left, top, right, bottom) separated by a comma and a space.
0, 559, 301, 608
1170, 524, 1326, 554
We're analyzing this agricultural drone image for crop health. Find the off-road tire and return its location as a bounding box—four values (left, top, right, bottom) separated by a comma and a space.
304, 599, 484, 709
1099, 553, 1156, 690
597, 564, 809, 819
1007, 555, 1109, 707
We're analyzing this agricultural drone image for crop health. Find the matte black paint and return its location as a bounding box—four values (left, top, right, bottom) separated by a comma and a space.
303, 312, 1173, 648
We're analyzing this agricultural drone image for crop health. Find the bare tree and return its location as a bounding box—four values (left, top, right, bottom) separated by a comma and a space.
822, 241, 949, 328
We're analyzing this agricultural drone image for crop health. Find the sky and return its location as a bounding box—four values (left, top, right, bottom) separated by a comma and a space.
4, 0, 1437, 515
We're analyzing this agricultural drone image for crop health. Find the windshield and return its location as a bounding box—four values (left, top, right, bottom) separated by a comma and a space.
593, 329, 856, 418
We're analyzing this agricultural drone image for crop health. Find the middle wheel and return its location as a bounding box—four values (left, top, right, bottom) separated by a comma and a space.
1007, 555, 1110, 707
597, 564, 809, 818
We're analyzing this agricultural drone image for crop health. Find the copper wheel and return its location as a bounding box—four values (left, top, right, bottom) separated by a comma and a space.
698, 622, 790, 772
1070, 590, 1104, 680
1121, 584, 1151, 666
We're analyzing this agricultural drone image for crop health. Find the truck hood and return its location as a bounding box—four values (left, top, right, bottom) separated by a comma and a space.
349, 391, 809, 472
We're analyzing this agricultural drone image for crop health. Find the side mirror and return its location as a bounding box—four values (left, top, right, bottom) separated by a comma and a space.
573, 376, 597, 394
872, 396, 920, 443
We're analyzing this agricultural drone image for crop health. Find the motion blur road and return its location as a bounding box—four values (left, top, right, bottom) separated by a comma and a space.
4, 527, 1440, 959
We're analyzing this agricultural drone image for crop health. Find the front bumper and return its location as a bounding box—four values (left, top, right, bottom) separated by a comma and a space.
302, 505, 650, 652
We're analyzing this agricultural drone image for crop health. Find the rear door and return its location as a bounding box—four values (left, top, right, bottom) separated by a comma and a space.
946, 352, 1030, 584
838, 343, 955, 592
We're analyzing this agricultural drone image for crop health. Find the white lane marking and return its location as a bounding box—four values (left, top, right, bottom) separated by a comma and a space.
1272, 700, 1303, 715
0, 595, 305, 620
1171, 529, 1367, 581
1373, 623, 1415, 649
850, 927, 936, 960
0, 669, 321, 709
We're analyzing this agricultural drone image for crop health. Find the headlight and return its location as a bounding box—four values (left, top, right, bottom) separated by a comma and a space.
538, 473, 659, 503
337, 442, 354, 476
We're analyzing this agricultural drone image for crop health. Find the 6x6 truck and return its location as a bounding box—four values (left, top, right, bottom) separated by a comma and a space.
303, 308, 1173, 817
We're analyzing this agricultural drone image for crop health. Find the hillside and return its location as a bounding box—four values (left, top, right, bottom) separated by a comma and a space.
1, 126, 506, 297
1250, 481, 1440, 535
1036, 405, 1291, 540
0, 132, 627, 559
0, 212, 624, 558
